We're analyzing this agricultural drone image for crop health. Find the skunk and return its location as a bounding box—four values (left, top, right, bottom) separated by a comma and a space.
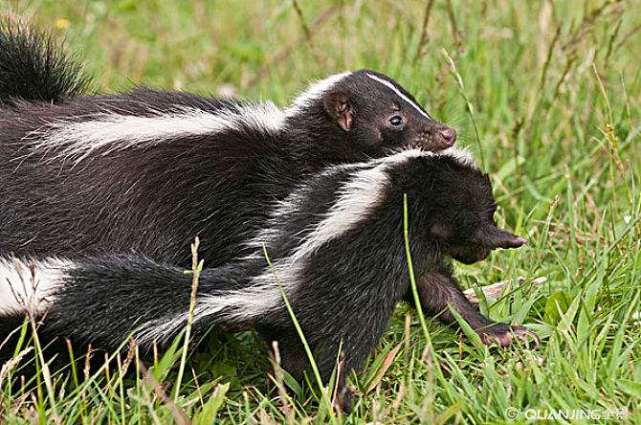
0, 20, 90, 106
0, 148, 533, 411
0, 22, 457, 270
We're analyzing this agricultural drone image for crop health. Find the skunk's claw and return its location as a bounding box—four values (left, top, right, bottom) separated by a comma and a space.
478, 324, 539, 348
333, 385, 354, 414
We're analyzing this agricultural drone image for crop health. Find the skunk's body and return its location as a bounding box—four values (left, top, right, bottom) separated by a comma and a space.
1, 148, 530, 411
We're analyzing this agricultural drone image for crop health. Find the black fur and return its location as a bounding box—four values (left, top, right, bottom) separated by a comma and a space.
0, 20, 90, 106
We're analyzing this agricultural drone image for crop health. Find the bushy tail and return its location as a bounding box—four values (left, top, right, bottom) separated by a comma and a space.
0, 253, 261, 362
0, 20, 91, 107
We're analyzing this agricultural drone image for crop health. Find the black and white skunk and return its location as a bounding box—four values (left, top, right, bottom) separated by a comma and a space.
1, 148, 532, 411
0, 23, 456, 269
0, 23, 534, 411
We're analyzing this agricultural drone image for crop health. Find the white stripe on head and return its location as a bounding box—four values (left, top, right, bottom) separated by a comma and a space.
0, 257, 73, 315
366, 73, 432, 120
285, 72, 352, 116
27, 103, 285, 164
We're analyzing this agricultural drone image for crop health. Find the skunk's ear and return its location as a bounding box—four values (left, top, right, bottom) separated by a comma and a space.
323, 91, 353, 131
480, 225, 527, 249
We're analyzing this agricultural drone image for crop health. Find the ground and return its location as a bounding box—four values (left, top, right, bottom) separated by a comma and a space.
1, 0, 640, 423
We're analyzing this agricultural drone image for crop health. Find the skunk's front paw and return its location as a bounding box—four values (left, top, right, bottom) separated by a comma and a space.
477, 324, 539, 348
333, 385, 354, 414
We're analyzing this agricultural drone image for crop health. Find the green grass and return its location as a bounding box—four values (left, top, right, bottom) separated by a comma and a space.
1, 0, 640, 423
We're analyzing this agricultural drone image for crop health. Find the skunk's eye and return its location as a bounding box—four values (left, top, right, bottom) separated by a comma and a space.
389, 115, 403, 127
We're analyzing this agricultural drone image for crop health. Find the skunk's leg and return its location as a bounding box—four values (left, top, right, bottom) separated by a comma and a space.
332, 352, 353, 414
409, 271, 537, 347
259, 326, 308, 382
261, 323, 376, 414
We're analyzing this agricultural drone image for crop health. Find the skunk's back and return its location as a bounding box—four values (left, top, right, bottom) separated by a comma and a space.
0, 20, 90, 107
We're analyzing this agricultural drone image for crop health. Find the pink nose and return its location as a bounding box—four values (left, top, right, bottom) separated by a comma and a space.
509, 236, 528, 248
439, 128, 457, 146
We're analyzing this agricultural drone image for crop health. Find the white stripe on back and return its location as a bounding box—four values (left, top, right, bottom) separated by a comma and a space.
27, 103, 286, 163
366, 73, 431, 120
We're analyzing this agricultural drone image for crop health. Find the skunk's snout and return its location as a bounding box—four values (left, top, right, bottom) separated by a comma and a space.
481, 226, 527, 250
416, 124, 457, 150
438, 127, 457, 147
492, 233, 527, 250
502, 236, 527, 249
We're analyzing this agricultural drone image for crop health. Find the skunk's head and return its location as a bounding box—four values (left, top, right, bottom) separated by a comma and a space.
399, 149, 526, 264
287, 70, 456, 156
